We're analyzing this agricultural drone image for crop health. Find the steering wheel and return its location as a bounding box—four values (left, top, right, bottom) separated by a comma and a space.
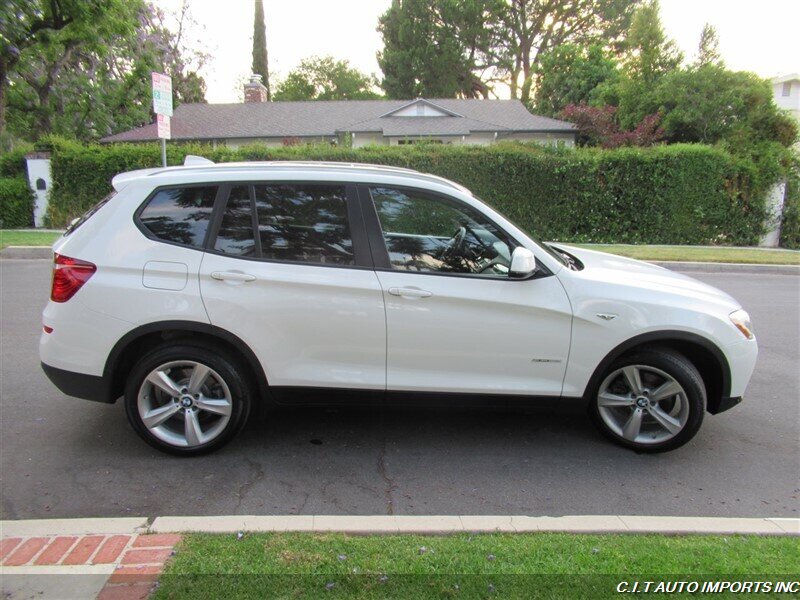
442, 226, 467, 260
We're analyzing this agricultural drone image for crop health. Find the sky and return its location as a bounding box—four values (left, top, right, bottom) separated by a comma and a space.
157, 0, 800, 104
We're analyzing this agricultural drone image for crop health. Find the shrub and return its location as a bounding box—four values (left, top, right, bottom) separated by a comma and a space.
45, 139, 774, 245
0, 177, 35, 228
780, 156, 800, 249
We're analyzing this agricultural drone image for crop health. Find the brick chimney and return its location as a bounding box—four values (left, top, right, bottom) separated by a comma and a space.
244, 74, 269, 103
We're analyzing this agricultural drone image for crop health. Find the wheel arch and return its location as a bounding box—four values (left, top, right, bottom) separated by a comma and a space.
104, 321, 270, 404
582, 331, 731, 414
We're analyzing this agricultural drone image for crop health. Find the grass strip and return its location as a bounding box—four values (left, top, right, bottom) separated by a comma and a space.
154, 532, 799, 599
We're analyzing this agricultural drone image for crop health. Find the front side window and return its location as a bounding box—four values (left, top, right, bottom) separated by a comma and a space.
370, 186, 516, 277
253, 184, 353, 265
139, 186, 217, 248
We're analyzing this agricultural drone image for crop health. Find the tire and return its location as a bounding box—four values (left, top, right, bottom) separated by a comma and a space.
124, 342, 252, 456
588, 347, 706, 453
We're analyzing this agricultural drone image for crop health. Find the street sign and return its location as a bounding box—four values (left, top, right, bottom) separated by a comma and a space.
151, 72, 173, 117
156, 114, 171, 140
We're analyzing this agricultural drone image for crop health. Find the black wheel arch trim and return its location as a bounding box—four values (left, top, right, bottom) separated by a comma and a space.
104, 320, 270, 403
582, 330, 732, 411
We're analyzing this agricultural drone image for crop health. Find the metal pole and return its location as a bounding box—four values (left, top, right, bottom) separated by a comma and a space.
161, 138, 167, 167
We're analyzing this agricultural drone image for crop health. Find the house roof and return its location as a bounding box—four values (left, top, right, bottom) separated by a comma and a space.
772, 73, 800, 84
100, 98, 576, 143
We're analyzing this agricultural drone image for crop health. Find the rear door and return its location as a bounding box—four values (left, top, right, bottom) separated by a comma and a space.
199, 182, 386, 394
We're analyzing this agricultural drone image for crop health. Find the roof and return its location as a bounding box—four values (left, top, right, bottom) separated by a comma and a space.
101, 98, 576, 143
772, 73, 800, 84
111, 159, 471, 195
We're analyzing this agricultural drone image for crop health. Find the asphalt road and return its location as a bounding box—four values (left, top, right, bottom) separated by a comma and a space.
1, 259, 798, 520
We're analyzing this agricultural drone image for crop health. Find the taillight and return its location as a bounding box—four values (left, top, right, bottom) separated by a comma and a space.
51, 253, 96, 302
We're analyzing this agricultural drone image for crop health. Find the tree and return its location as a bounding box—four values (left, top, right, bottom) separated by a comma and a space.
251, 0, 270, 100
377, 0, 638, 102
273, 56, 381, 101
5, 1, 208, 140
377, 0, 502, 99
532, 44, 619, 117
0, 0, 127, 134
646, 66, 797, 146
559, 103, 664, 148
498, 0, 639, 103
622, 0, 682, 85
696, 23, 721, 67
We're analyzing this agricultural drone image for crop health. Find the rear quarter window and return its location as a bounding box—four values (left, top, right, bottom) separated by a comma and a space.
138, 186, 217, 248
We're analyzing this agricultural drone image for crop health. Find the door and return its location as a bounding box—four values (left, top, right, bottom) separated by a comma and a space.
361, 185, 572, 396
199, 183, 386, 391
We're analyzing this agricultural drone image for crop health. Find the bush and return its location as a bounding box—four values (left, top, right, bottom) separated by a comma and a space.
780, 156, 800, 249
45, 138, 775, 245
0, 177, 35, 228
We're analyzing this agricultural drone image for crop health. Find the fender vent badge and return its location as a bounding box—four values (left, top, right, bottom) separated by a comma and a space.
596, 313, 618, 321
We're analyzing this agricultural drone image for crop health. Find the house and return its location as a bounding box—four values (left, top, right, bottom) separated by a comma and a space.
101, 76, 577, 148
772, 73, 800, 121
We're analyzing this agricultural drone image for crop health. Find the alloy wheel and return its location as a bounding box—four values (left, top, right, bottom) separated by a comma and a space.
597, 364, 689, 445
137, 360, 233, 448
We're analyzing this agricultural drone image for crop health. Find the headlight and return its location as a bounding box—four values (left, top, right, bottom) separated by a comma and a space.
729, 309, 754, 340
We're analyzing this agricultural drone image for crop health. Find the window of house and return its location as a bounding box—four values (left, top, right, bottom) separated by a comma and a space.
783, 82, 792, 97
253, 184, 353, 265
138, 186, 217, 248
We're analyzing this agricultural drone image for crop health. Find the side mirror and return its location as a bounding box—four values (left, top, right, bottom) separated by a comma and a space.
509, 247, 536, 278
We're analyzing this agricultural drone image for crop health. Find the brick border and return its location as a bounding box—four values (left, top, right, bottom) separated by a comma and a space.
1, 533, 180, 600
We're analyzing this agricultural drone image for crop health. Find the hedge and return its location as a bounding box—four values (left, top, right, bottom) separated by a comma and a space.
779, 157, 800, 249
0, 177, 35, 228
45, 138, 775, 245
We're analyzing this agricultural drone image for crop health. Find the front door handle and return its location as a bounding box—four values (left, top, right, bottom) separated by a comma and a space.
388, 287, 433, 299
211, 271, 256, 282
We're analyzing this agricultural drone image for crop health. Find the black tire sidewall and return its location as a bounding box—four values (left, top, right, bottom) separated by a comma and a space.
588, 348, 706, 453
124, 343, 251, 456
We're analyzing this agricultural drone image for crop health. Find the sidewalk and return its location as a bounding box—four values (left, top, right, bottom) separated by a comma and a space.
2, 515, 797, 599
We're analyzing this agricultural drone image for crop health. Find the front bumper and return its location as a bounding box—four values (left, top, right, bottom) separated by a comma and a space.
41, 362, 115, 403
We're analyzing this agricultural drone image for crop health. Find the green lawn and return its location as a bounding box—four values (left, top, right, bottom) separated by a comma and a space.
0, 230, 61, 249
154, 532, 799, 599
570, 244, 800, 265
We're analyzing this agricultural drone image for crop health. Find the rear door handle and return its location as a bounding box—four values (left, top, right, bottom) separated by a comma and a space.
388, 287, 433, 298
211, 271, 256, 282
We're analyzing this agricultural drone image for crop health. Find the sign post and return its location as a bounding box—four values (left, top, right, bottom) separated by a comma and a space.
151, 72, 173, 167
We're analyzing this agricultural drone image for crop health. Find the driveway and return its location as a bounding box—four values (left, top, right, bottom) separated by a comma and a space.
1, 259, 798, 519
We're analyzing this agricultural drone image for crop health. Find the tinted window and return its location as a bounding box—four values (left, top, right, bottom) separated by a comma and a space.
139, 186, 217, 248
371, 186, 516, 277
214, 186, 256, 256
254, 184, 353, 265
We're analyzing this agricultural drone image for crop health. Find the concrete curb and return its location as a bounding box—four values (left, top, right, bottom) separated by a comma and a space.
656, 261, 800, 275
3, 516, 797, 537
0, 517, 148, 537
0, 246, 52, 259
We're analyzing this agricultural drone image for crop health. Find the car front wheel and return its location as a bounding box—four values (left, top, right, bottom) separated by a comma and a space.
124, 343, 251, 456
589, 348, 706, 453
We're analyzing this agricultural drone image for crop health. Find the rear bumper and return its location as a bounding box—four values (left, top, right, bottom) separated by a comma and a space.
41, 362, 115, 404
708, 395, 742, 415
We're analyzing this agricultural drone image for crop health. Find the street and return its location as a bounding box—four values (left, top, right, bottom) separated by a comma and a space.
1, 259, 798, 520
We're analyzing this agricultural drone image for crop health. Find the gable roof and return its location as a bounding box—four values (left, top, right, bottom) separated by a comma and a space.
100, 98, 576, 143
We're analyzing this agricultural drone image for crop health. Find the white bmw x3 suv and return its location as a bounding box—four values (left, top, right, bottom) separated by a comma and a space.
40, 158, 757, 455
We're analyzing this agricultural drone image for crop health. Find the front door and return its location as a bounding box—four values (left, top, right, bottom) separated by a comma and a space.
361, 185, 572, 397
199, 183, 386, 393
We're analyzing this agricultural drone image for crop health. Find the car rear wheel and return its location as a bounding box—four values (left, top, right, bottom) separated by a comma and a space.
589, 348, 705, 453
124, 343, 251, 456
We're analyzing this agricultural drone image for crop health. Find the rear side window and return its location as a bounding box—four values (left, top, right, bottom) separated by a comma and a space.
214, 186, 256, 256
253, 184, 353, 265
139, 186, 217, 248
